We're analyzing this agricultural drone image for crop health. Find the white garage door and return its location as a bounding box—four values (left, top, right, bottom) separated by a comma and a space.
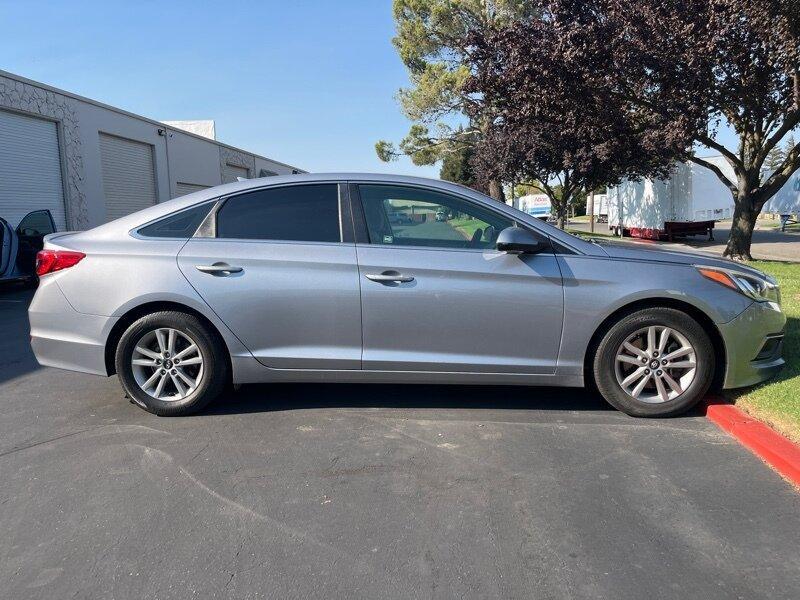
175, 182, 210, 197
100, 133, 157, 222
223, 163, 249, 183
0, 110, 67, 229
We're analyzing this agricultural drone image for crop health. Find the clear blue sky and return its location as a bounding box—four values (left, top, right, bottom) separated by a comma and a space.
0, 0, 439, 177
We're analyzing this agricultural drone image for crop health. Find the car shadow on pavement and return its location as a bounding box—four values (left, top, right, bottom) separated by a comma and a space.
0, 287, 40, 385
201, 383, 614, 416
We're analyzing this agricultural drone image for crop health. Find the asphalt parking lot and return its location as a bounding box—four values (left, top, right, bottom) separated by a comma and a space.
1, 288, 798, 599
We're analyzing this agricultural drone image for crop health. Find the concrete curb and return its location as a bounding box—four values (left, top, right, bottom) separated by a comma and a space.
701, 397, 800, 487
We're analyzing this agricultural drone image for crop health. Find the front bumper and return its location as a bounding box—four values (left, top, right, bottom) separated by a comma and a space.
29, 276, 117, 376
719, 300, 786, 389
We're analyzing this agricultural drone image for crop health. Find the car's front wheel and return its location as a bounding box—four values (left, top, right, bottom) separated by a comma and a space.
593, 307, 714, 417
115, 310, 228, 416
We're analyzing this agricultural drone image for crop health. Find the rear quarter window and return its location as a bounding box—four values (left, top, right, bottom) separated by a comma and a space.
137, 203, 214, 238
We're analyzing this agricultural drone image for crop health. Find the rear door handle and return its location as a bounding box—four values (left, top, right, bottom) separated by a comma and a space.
196, 262, 243, 275
365, 271, 414, 283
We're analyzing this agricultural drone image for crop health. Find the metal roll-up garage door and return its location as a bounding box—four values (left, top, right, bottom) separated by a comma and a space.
223, 163, 249, 183
0, 109, 67, 229
100, 133, 157, 222
175, 182, 210, 197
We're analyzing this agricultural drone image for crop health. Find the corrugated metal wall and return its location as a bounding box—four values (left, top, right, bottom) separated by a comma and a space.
175, 182, 210, 197
0, 109, 67, 229
99, 133, 157, 222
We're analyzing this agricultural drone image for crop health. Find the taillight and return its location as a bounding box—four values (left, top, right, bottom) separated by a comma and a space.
35, 250, 86, 276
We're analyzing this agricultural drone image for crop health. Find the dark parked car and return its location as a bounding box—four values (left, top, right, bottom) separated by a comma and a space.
1, 209, 56, 286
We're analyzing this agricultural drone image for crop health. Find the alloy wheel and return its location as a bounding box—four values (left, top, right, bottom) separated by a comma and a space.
613, 325, 697, 404
131, 328, 204, 401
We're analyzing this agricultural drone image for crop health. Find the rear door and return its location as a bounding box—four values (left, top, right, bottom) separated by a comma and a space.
177, 182, 362, 369
352, 183, 564, 374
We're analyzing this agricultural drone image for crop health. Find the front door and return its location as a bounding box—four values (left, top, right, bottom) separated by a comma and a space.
16, 209, 55, 275
178, 183, 362, 369
353, 183, 564, 374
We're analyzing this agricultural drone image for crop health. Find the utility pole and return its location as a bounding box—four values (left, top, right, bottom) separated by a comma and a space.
588, 189, 595, 233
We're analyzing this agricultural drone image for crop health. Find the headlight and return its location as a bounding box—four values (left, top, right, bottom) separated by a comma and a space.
695, 265, 781, 305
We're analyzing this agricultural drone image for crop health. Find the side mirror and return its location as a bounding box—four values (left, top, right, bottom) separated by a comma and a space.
496, 226, 548, 254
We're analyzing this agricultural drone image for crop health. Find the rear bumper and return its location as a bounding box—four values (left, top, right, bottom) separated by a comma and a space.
28, 276, 116, 376
720, 301, 786, 389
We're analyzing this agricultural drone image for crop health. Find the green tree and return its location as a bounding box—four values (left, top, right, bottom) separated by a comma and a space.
785, 133, 797, 157
764, 144, 786, 174
439, 142, 477, 187
468, 12, 684, 229
513, 182, 542, 198
519, 0, 800, 259
375, 0, 538, 201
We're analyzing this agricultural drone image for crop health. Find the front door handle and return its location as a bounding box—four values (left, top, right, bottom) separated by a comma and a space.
196, 262, 243, 275
365, 271, 415, 283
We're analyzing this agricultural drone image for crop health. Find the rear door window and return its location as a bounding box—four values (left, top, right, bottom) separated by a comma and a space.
216, 184, 340, 242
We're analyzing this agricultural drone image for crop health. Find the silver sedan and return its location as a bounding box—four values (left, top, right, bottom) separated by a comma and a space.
29, 174, 785, 416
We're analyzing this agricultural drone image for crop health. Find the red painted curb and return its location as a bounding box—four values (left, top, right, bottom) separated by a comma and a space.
701, 397, 800, 487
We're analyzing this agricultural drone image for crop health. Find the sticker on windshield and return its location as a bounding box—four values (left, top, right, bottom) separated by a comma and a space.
383, 235, 394, 244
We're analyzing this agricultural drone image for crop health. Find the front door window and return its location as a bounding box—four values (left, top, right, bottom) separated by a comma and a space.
358, 185, 513, 250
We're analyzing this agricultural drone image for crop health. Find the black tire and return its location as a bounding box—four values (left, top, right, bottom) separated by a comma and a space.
115, 311, 228, 416
593, 307, 714, 417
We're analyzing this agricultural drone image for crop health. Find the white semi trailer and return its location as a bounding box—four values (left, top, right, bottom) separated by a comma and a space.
589, 193, 609, 222
764, 170, 800, 231
607, 156, 735, 240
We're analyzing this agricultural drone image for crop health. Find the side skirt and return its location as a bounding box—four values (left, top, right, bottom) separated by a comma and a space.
230, 355, 584, 387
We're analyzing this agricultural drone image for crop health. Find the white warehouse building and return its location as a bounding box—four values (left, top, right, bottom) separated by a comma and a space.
0, 70, 303, 231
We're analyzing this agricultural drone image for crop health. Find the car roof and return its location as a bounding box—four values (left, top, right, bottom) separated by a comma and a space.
73, 173, 596, 254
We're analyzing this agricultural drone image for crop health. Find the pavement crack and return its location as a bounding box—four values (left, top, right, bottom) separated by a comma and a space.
0, 423, 172, 460
188, 441, 210, 464
0, 428, 93, 458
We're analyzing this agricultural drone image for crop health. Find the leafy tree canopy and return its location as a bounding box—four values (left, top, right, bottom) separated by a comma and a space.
376, 0, 539, 200
439, 141, 478, 187
466, 9, 687, 227
517, 0, 800, 258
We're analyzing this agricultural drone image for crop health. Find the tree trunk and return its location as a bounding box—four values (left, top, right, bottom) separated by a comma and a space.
555, 200, 569, 229
724, 199, 758, 261
488, 178, 505, 203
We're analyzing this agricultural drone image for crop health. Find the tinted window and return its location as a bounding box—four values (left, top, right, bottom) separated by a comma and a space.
217, 184, 340, 242
138, 203, 213, 238
358, 185, 513, 250
16, 210, 55, 237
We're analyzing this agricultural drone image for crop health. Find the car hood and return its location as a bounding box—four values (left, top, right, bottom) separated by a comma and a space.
594, 240, 769, 278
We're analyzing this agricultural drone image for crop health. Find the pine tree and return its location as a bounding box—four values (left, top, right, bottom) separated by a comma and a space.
764, 144, 786, 174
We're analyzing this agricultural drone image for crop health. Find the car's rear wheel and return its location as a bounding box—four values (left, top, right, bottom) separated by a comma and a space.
115, 311, 228, 416
593, 307, 714, 417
